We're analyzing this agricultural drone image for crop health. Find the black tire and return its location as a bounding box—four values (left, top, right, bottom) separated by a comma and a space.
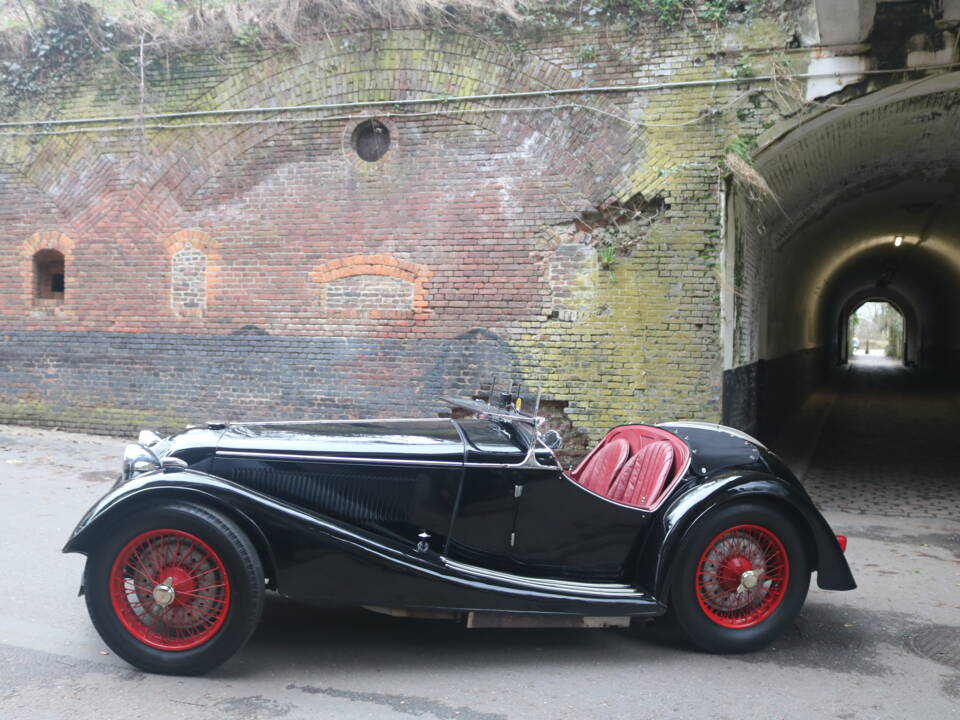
668, 502, 809, 654
83, 502, 264, 675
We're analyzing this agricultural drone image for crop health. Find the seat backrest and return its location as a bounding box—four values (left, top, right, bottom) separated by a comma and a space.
575, 438, 630, 495
607, 440, 675, 509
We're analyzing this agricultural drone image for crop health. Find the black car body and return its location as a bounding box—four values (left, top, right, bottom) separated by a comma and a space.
64, 393, 855, 674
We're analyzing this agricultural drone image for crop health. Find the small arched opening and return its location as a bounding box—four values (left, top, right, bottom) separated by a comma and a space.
33, 249, 65, 306
845, 299, 905, 366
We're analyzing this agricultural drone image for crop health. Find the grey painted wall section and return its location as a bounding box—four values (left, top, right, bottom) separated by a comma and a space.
0, 330, 517, 435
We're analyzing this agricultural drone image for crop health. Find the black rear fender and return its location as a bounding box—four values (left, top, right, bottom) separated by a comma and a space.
637, 471, 856, 602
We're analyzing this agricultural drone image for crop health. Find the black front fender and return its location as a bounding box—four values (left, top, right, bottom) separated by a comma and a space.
63, 471, 280, 584
638, 471, 856, 601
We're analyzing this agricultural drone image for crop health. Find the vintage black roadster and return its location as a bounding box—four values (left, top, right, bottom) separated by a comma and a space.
64, 388, 855, 675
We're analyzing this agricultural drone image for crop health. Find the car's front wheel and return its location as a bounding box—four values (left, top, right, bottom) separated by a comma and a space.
669, 502, 809, 653
83, 502, 264, 675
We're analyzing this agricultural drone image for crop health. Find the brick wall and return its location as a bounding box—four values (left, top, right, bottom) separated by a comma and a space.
0, 21, 809, 439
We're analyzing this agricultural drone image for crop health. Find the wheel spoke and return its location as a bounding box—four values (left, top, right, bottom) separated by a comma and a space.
175, 586, 227, 600
175, 565, 221, 586
128, 547, 157, 584
183, 543, 210, 578
146, 537, 164, 578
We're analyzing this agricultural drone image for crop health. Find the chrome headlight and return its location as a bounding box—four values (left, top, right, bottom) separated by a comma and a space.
122, 443, 160, 481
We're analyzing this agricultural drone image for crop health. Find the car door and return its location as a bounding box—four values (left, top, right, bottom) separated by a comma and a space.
443, 419, 529, 568
509, 466, 654, 581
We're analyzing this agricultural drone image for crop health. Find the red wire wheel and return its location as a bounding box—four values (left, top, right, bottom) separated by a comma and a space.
109, 529, 232, 651
694, 524, 789, 629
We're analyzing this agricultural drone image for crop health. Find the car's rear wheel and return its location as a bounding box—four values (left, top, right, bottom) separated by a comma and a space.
83, 503, 264, 675
669, 502, 809, 653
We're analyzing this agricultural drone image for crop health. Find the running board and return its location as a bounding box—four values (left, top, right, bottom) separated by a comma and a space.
466, 613, 631, 629
441, 558, 646, 598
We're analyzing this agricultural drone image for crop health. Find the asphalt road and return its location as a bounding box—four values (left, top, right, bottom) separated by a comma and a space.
1, 424, 957, 720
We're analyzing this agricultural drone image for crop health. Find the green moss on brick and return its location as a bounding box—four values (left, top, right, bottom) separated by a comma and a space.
0, 399, 192, 437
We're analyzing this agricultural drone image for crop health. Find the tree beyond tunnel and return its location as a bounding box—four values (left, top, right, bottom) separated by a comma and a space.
847, 301, 904, 364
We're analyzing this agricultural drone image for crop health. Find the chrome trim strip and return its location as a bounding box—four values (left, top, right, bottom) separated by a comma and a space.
215, 450, 463, 467
441, 558, 641, 597
463, 446, 559, 471
215, 449, 558, 471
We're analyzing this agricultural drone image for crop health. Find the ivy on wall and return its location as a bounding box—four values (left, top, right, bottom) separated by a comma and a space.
0, 3, 125, 115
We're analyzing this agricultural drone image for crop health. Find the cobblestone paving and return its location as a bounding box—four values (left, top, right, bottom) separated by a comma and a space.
802, 358, 960, 518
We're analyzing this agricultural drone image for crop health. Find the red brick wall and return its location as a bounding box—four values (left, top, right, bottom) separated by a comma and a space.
0, 28, 741, 436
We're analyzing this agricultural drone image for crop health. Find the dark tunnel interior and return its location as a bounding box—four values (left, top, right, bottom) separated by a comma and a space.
722, 75, 960, 500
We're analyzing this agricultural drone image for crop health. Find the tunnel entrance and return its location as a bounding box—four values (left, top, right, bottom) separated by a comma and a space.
722, 73, 960, 516
846, 300, 904, 365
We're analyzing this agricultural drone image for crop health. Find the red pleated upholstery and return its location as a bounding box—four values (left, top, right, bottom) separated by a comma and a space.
569, 425, 689, 510
575, 438, 630, 495
608, 440, 675, 509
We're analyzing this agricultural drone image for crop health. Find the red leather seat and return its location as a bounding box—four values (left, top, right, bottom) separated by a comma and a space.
574, 438, 630, 495
569, 425, 688, 510
607, 440, 675, 509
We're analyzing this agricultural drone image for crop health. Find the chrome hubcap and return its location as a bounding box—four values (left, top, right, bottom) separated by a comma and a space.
740, 569, 760, 590
152, 576, 176, 607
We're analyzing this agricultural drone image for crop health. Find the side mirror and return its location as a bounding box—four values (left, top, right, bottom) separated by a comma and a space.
541, 429, 563, 450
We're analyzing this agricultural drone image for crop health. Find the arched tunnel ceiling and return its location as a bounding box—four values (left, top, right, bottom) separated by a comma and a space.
746, 73, 960, 361
755, 72, 960, 249
790, 180, 960, 298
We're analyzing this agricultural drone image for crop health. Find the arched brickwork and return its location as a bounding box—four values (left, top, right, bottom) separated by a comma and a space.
162, 229, 220, 317
148, 31, 643, 209
311, 254, 431, 318
745, 72, 960, 250
20, 231, 74, 311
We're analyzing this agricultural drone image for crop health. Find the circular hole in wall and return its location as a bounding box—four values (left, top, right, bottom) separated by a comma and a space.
352, 119, 391, 162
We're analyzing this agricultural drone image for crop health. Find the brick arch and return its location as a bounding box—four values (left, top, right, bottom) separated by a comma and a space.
726, 76, 960, 365
160, 30, 642, 207
21, 231, 74, 309
311, 254, 431, 318
753, 73, 960, 249
162, 229, 221, 317
8, 31, 644, 233
22, 230, 74, 257
162, 228, 218, 255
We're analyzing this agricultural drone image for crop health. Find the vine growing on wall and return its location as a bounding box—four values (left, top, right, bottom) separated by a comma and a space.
0, 3, 125, 116
0, 0, 761, 59
518, 0, 745, 30
0, 1, 731, 111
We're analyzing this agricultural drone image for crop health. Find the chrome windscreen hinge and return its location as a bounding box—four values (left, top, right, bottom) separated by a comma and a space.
514, 484, 523, 498
509, 532, 516, 547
